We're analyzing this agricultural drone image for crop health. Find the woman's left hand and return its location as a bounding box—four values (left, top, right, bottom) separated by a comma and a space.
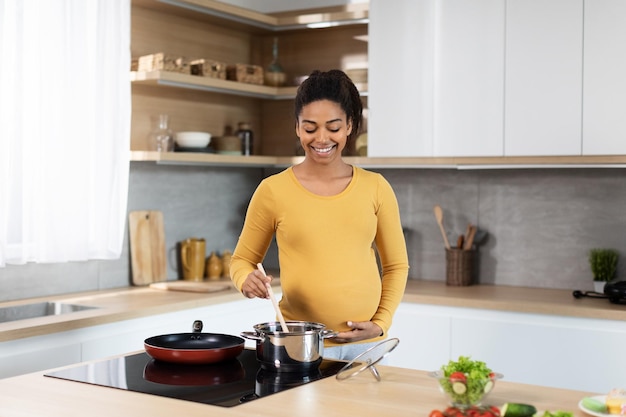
332, 321, 383, 343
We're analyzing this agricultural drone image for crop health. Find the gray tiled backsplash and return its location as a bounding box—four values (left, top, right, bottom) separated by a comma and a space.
1, 164, 625, 302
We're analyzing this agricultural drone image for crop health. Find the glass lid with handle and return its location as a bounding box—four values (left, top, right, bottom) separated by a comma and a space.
335, 338, 400, 381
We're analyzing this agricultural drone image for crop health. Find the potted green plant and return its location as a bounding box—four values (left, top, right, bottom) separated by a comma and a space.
588, 248, 619, 292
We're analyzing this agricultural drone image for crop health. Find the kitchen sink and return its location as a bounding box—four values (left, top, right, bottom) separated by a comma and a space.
0, 302, 98, 324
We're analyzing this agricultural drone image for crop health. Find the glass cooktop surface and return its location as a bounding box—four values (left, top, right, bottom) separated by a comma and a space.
45, 349, 346, 408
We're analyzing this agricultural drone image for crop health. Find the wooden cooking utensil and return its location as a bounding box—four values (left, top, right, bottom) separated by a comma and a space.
433, 205, 451, 249
257, 263, 289, 333
129, 210, 167, 286
456, 234, 465, 249
464, 225, 477, 250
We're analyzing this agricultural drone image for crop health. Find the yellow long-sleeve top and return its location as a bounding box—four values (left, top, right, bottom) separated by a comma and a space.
230, 166, 409, 346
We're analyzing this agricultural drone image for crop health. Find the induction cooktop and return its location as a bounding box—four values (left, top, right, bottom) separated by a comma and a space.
44, 349, 346, 408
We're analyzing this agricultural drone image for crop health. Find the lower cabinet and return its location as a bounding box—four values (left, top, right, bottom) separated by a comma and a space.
0, 297, 275, 379
387, 302, 624, 394
386, 303, 452, 372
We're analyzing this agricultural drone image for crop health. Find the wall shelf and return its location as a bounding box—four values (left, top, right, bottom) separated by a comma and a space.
131, 71, 367, 100
130, 151, 626, 169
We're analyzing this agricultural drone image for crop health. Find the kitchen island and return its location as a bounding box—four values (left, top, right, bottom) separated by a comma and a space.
0, 352, 597, 417
1, 280, 623, 392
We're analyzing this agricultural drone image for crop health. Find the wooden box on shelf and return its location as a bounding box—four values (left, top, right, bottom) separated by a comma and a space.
226, 64, 264, 85
190, 59, 227, 80
138, 52, 189, 73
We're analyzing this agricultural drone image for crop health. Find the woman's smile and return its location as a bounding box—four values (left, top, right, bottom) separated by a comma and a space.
311, 143, 337, 154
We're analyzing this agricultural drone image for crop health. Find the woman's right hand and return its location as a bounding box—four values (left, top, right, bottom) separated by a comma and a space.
241, 269, 272, 299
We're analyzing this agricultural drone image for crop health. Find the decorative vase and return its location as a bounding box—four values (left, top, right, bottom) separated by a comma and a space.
206, 251, 223, 280
221, 250, 232, 278
147, 114, 173, 152
264, 37, 286, 86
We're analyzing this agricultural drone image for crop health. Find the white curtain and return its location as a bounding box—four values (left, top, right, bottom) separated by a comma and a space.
0, 0, 131, 266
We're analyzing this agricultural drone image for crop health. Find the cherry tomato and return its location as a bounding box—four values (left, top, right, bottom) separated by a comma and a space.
430, 410, 445, 417
445, 407, 460, 415
450, 371, 467, 382
467, 408, 480, 417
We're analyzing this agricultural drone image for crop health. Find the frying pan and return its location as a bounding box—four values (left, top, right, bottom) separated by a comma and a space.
144, 320, 245, 364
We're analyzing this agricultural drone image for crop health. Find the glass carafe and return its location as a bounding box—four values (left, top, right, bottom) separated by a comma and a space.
148, 114, 173, 152
265, 37, 286, 86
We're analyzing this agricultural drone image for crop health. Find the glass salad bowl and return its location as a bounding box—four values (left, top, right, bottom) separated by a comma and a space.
429, 369, 503, 408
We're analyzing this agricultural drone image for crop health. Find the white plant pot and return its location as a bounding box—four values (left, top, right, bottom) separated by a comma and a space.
593, 281, 606, 293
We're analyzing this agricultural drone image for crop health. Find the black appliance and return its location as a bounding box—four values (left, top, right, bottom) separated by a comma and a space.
572, 280, 626, 304
44, 349, 346, 408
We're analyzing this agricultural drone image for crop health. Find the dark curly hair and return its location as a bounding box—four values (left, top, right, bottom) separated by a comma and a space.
294, 69, 363, 145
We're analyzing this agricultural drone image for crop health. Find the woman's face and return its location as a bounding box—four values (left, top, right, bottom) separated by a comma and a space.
295, 100, 352, 164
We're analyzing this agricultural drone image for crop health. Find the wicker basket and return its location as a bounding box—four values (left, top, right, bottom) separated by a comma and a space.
226, 64, 264, 85
445, 248, 475, 286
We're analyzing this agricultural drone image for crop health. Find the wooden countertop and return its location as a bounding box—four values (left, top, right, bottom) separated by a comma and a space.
1, 279, 624, 343
0, 352, 597, 417
401, 280, 626, 321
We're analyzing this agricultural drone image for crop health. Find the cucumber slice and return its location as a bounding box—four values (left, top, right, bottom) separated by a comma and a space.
582, 397, 608, 413
501, 403, 537, 417
452, 381, 467, 394
484, 380, 494, 393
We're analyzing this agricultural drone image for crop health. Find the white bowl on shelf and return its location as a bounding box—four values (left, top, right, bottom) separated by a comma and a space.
175, 131, 211, 148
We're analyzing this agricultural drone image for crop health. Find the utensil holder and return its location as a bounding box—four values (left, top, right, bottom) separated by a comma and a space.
445, 248, 475, 286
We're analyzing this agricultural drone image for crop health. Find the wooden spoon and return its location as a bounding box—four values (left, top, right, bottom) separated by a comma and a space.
464, 225, 477, 250
257, 263, 289, 333
433, 205, 451, 249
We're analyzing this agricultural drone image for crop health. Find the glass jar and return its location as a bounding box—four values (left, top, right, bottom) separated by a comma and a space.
148, 114, 173, 152
237, 122, 253, 156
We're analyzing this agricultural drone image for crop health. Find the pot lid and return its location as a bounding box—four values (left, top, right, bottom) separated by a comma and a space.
335, 338, 399, 381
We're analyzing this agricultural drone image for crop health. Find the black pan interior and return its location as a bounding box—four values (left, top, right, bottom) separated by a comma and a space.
145, 333, 244, 349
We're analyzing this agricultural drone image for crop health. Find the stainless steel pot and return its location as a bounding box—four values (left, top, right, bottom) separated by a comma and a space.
241, 321, 337, 372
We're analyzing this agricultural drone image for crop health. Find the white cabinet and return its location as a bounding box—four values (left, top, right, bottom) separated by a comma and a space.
504, 0, 583, 156
450, 310, 624, 394
582, 0, 626, 155
369, 0, 626, 159
0, 297, 276, 379
389, 302, 625, 393
433, 0, 505, 157
368, 0, 435, 157
386, 303, 451, 371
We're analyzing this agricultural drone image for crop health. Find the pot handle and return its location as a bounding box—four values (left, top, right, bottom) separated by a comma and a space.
321, 329, 338, 339
240, 331, 264, 341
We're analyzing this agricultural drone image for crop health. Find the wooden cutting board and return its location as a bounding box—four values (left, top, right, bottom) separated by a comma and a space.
129, 210, 167, 286
149, 281, 232, 293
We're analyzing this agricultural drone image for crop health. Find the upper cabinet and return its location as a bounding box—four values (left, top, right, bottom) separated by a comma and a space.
504, 0, 583, 156
369, 0, 626, 160
130, 0, 368, 156
433, 0, 505, 157
367, 0, 434, 157
582, 0, 626, 155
